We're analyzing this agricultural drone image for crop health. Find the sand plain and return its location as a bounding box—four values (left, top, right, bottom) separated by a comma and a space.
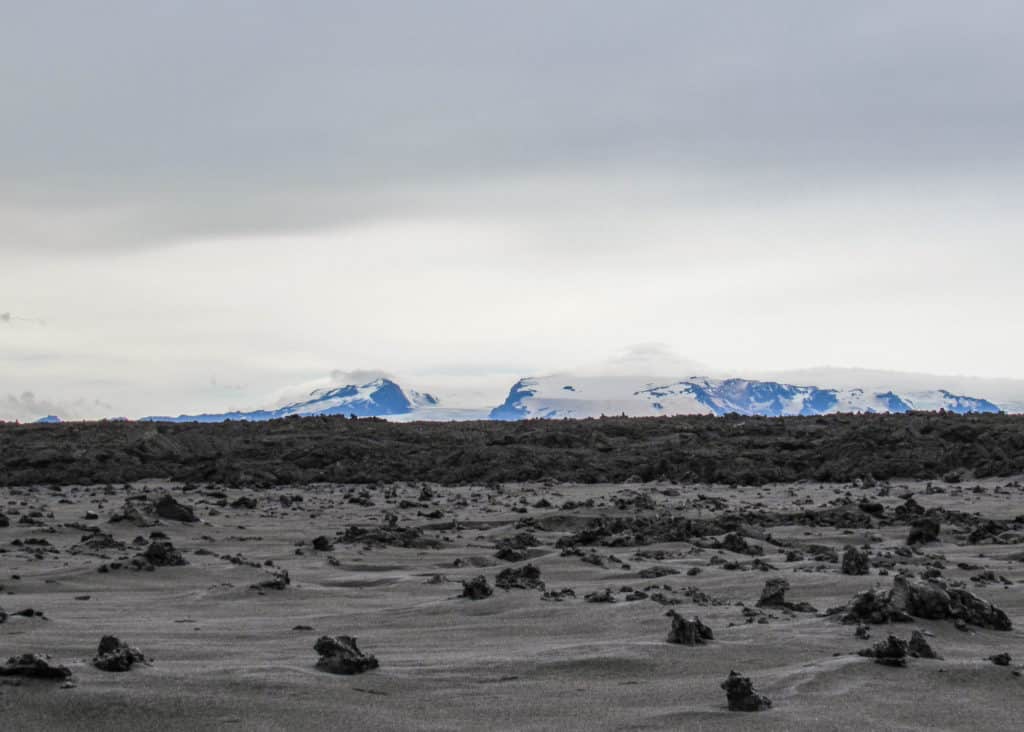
1, 477, 1022, 731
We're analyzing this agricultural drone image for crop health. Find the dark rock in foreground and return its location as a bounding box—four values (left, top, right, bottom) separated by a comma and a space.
756, 578, 817, 613
461, 575, 493, 600
721, 670, 772, 711
907, 516, 940, 545
110, 500, 157, 527
142, 539, 188, 567
665, 611, 713, 645
155, 494, 198, 523
252, 568, 290, 590
859, 634, 909, 667
0, 654, 72, 680
833, 576, 1012, 630
908, 630, 940, 659
338, 524, 440, 549
314, 636, 379, 675
93, 636, 147, 672
841, 546, 870, 575
495, 564, 545, 591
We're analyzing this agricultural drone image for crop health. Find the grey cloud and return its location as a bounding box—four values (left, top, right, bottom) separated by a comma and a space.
591, 344, 710, 378
329, 369, 396, 386
3, 1, 1023, 250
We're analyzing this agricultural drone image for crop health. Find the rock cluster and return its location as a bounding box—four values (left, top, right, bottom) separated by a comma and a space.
0, 654, 71, 680
495, 564, 545, 591
314, 636, 379, 675
461, 575, 493, 600
834, 576, 1012, 630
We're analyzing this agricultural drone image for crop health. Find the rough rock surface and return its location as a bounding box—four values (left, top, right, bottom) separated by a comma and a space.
495, 564, 545, 591
841, 546, 870, 575
155, 494, 199, 523
756, 578, 817, 613
461, 575, 493, 600
835, 576, 1012, 630
721, 670, 772, 711
908, 630, 940, 659
859, 634, 909, 667
252, 568, 290, 590
93, 636, 147, 672
907, 516, 941, 545
0, 654, 72, 679
314, 635, 379, 675
110, 500, 157, 527
142, 539, 188, 567
665, 611, 713, 645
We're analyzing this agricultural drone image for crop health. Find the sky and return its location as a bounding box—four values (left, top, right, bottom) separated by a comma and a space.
2, 2, 1024, 420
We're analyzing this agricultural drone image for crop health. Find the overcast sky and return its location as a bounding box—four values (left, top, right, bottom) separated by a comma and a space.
2, 2, 1023, 420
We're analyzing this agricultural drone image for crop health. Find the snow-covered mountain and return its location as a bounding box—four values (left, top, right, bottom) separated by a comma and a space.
489, 375, 1002, 420
143, 378, 438, 423
124, 371, 1011, 424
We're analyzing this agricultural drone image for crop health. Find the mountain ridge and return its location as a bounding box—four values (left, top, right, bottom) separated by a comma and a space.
122, 372, 1010, 424
142, 378, 436, 423
490, 375, 1001, 420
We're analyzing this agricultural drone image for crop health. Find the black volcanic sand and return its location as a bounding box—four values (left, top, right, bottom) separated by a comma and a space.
1, 477, 1023, 730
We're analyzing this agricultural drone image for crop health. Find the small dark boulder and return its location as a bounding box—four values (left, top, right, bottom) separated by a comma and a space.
143, 540, 187, 567
907, 517, 940, 545
584, 588, 617, 603
93, 636, 147, 672
154, 494, 198, 523
109, 500, 156, 527
461, 575, 493, 600
311, 536, 332, 551
841, 546, 870, 576
859, 634, 909, 667
252, 568, 290, 590
314, 636, 379, 675
757, 578, 817, 613
858, 501, 884, 516
721, 671, 772, 711
719, 533, 763, 556
230, 496, 258, 509
989, 652, 1011, 666
908, 630, 940, 659
665, 611, 713, 645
